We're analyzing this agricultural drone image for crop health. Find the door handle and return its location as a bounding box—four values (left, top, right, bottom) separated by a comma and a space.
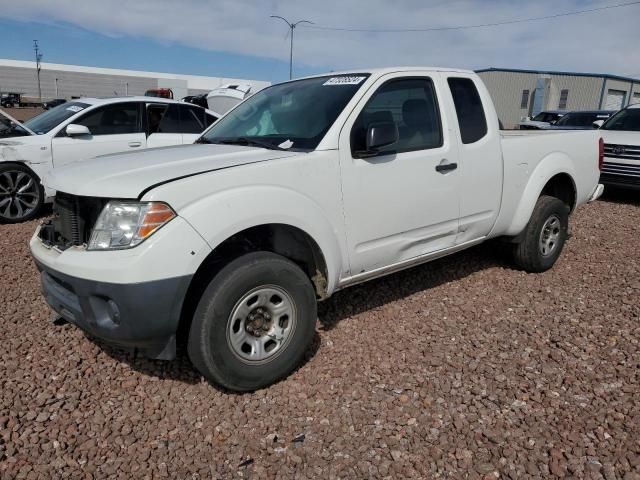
435, 162, 458, 173
128, 141, 142, 148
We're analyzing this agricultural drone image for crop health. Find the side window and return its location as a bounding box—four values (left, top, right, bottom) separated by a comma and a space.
179, 105, 207, 133
75, 103, 141, 135
157, 104, 180, 133
351, 78, 442, 156
147, 103, 168, 134
447, 77, 488, 144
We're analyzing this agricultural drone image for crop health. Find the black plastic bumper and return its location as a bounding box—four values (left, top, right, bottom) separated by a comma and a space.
600, 173, 640, 190
35, 261, 192, 360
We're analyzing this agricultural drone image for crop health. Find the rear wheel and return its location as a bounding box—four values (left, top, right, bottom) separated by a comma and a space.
513, 195, 569, 272
0, 164, 44, 223
187, 251, 317, 391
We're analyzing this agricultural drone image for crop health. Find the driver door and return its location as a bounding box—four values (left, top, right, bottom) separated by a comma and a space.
338, 73, 460, 278
51, 102, 146, 168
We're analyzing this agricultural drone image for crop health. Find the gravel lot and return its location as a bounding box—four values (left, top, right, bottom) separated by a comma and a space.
1, 192, 638, 479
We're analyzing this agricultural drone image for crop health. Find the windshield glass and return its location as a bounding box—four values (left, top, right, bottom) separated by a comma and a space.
601, 108, 640, 131
555, 112, 606, 127
201, 74, 370, 150
23, 102, 90, 134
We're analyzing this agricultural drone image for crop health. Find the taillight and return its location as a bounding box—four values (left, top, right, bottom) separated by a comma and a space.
598, 137, 604, 171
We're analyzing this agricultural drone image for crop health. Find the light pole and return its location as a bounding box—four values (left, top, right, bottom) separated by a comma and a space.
270, 16, 313, 79
55, 78, 59, 97
33, 40, 43, 102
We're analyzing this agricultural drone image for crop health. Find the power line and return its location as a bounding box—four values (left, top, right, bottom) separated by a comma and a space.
300, 0, 640, 33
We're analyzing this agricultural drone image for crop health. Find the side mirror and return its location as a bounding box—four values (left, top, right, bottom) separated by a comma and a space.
365, 121, 399, 153
592, 120, 605, 129
66, 124, 91, 137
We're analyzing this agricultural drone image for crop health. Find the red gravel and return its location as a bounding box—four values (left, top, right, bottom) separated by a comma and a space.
1, 192, 639, 479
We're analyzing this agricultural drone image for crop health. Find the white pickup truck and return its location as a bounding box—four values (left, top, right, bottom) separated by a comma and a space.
30, 67, 604, 391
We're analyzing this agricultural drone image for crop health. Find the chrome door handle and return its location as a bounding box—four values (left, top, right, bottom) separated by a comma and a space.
128, 141, 142, 148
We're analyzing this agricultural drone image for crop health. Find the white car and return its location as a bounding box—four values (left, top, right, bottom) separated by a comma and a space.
0, 97, 218, 222
598, 103, 640, 189
31, 67, 603, 391
518, 110, 567, 130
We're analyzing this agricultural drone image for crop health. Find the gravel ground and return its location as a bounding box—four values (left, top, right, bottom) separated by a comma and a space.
1, 191, 639, 479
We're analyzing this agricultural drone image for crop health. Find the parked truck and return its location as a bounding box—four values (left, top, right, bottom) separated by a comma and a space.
31, 67, 604, 391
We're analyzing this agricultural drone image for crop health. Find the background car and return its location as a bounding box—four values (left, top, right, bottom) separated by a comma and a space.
43, 98, 67, 110
0, 97, 218, 222
598, 103, 640, 190
518, 110, 567, 130
542, 110, 614, 130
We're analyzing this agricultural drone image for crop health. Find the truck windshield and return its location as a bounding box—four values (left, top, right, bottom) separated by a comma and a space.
200, 74, 370, 151
601, 108, 640, 132
23, 102, 90, 135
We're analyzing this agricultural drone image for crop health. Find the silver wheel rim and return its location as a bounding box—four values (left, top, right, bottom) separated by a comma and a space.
226, 285, 297, 365
539, 214, 561, 257
0, 170, 40, 220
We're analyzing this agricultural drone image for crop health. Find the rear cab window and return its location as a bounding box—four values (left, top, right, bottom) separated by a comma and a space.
447, 77, 487, 144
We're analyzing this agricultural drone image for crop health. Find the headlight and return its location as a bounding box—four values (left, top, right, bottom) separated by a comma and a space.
87, 201, 176, 251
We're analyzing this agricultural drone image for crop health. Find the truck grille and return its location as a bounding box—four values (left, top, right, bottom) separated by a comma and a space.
602, 144, 640, 183
39, 192, 107, 250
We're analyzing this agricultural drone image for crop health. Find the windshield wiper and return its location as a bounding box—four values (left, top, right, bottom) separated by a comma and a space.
194, 137, 213, 144
215, 137, 286, 151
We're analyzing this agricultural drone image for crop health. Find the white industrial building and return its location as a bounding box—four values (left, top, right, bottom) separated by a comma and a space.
0, 58, 270, 102
477, 68, 640, 128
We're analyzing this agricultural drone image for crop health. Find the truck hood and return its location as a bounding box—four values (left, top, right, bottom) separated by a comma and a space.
45, 144, 301, 198
599, 130, 640, 145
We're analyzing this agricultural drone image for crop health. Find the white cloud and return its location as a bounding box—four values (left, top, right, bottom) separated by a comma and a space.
2, 0, 638, 78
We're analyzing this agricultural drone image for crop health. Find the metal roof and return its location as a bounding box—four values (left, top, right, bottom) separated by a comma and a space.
476, 67, 639, 83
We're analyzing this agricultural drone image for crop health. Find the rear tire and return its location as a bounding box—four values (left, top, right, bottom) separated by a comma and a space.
187, 251, 317, 392
513, 195, 569, 273
0, 163, 44, 223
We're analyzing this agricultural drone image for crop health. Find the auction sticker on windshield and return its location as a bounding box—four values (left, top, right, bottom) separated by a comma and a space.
66, 105, 84, 113
323, 76, 367, 86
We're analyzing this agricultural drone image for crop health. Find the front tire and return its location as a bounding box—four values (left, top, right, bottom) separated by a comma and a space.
187, 251, 317, 391
513, 195, 569, 272
0, 163, 44, 223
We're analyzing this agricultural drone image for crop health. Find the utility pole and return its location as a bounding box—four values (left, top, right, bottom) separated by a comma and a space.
270, 16, 313, 79
33, 40, 43, 103
55, 78, 59, 97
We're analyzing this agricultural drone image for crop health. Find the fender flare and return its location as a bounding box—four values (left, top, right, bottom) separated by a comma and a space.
179, 185, 346, 295
504, 152, 577, 236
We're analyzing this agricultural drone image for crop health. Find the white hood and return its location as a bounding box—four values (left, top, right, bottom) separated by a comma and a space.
44, 144, 300, 199
599, 130, 640, 146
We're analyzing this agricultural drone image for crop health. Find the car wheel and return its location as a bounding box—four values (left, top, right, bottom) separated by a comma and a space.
0, 164, 44, 223
188, 251, 317, 391
513, 195, 569, 273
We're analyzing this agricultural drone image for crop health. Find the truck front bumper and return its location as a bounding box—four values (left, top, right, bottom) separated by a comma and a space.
35, 259, 192, 360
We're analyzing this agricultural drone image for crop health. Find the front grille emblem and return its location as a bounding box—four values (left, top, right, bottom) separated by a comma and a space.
613, 146, 626, 155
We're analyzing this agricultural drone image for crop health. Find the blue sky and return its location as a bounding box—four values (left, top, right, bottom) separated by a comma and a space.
0, 1, 638, 82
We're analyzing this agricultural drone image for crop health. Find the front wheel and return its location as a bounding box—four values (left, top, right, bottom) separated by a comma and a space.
512, 195, 569, 273
187, 251, 317, 391
0, 164, 44, 223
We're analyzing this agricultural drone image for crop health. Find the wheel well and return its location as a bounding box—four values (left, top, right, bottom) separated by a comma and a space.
177, 224, 328, 342
540, 173, 576, 212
